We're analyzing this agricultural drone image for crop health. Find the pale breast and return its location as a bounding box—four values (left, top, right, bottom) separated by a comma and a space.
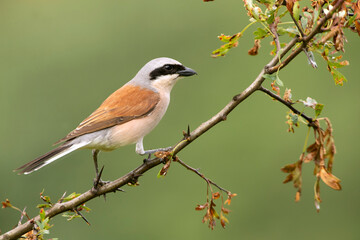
80, 92, 170, 151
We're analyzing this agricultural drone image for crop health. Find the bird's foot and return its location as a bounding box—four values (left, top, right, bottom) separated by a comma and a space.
93, 165, 105, 189
92, 166, 124, 193
143, 153, 152, 164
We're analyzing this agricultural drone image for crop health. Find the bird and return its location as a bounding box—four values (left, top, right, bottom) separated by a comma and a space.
15, 57, 197, 177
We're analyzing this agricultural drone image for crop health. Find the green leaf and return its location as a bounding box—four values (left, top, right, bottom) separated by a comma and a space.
315, 104, 324, 117
35, 220, 43, 229
36, 204, 51, 209
301, 16, 308, 31
290, 113, 298, 124
258, 0, 273, 4
303, 11, 312, 19
40, 208, 46, 221
275, 74, 284, 87
277, 27, 298, 37
293, 1, 300, 21
212, 33, 242, 57
62, 192, 81, 202
212, 47, 229, 58
346, 13, 358, 26
328, 60, 347, 69
263, 74, 276, 81
253, 27, 268, 39
266, 10, 276, 24
62, 212, 81, 221
80, 205, 91, 212
157, 168, 165, 178
329, 67, 348, 86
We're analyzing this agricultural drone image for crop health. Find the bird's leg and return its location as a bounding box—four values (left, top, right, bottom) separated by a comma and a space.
92, 149, 109, 188
92, 149, 100, 177
136, 138, 173, 157
92, 149, 124, 192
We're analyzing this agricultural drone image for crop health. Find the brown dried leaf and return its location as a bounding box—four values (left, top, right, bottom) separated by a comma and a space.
224, 193, 237, 205
283, 173, 293, 183
212, 192, 220, 200
220, 212, 229, 228
158, 160, 171, 177
271, 81, 280, 95
334, 28, 345, 52
221, 206, 231, 214
306, 142, 318, 153
23, 230, 37, 240
281, 163, 297, 173
202, 210, 210, 223
1, 199, 12, 208
295, 190, 301, 202
286, 0, 296, 14
303, 151, 317, 163
248, 39, 261, 56
319, 167, 342, 190
154, 151, 171, 159
209, 204, 220, 219
353, 0, 360, 36
195, 203, 209, 211
283, 88, 292, 103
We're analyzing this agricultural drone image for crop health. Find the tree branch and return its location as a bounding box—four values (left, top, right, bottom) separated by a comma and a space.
267, 0, 345, 74
174, 157, 231, 194
258, 86, 316, 127
0, 1, 345, 239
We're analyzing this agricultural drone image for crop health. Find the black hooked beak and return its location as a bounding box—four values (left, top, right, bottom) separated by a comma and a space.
177, 67, 197, 77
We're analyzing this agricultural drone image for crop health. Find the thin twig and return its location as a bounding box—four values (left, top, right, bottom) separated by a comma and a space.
267, 0, 345, 73
258, 86, 316, 128
173, 157, 231, 194
269, 18, 281, 57
17, 207, 28, 226
290, 13, 306, 38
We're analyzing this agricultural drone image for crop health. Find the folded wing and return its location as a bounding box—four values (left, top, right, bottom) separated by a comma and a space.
55, 84, 160, 144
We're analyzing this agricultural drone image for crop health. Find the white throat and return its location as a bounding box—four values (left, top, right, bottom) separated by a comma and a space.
151, 74, 180, 93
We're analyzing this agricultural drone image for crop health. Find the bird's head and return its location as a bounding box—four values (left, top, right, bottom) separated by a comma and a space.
130, 57, 197, 93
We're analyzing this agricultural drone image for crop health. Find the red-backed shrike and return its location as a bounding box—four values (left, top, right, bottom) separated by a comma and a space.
15, 57, 197, 175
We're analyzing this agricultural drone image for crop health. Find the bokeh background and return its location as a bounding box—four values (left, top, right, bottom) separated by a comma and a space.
1, 0, 359, 239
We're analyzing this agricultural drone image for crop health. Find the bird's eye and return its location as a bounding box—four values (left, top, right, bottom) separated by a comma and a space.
164, 65, 173, 71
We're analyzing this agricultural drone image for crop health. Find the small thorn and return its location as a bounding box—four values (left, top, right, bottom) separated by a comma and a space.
94, 166, 105, 189
74, 208, 91, 226
58, 191, 67, 203
18, 207, 27, 226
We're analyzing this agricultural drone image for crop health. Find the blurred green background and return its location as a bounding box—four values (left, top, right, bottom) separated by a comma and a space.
1, 0, 359, 239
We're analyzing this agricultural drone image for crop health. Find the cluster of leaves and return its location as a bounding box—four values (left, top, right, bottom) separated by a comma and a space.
263, 72, 284, 95
1, 198, 56, 240
38, 191, 91, 223
2, 190, 91, 239
196, 191, 237, 229
211, 0, 359, 86
282, 117, 341, 211
284, 96, 324, 132
211, 33, 243, 57
154, 150, 237, 229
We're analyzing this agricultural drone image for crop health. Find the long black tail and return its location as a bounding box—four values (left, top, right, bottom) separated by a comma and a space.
15, 144, 75, 174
